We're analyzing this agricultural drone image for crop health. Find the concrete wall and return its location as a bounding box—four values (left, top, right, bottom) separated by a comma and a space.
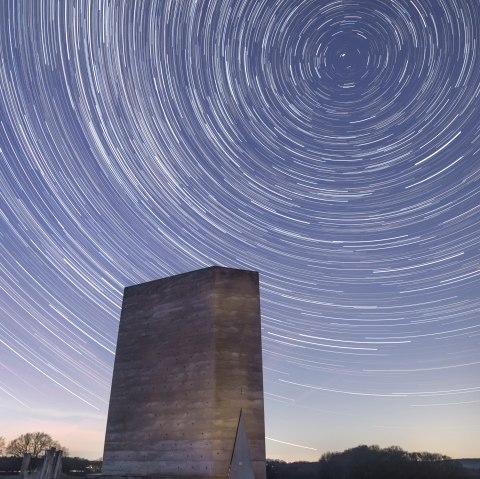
102, 267, 266, 479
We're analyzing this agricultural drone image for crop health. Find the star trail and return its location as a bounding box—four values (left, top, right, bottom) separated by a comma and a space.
1, 0, 479, 460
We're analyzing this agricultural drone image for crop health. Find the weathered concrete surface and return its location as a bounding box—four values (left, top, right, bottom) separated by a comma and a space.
102, 267, 266, 479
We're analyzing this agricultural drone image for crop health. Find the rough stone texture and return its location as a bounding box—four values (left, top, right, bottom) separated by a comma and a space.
102, 267, 266, 479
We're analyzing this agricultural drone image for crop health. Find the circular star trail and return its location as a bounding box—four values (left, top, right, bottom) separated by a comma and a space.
1, 0, 479, 459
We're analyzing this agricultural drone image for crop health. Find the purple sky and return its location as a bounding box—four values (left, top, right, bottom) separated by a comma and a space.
1, 0, 479, 460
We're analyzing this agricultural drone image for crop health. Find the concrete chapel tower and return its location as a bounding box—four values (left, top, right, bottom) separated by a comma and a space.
102, 267, 266, 479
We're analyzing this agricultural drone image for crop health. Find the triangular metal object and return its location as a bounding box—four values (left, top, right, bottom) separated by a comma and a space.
229, 409, 255, 479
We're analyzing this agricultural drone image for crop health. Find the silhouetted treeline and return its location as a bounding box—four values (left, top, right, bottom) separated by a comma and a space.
268, 445, 480, 479
2, 447, 478, 478
0, 456, 102, 475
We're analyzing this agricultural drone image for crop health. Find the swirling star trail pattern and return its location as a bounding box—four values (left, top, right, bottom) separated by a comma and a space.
0, 0, 479, 460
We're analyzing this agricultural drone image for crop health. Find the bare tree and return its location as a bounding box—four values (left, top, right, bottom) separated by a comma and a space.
6, 432, 67, 458
0, 436, 5, 456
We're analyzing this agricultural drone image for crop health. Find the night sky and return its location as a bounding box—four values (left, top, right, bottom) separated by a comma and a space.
1, 0, 479, 461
